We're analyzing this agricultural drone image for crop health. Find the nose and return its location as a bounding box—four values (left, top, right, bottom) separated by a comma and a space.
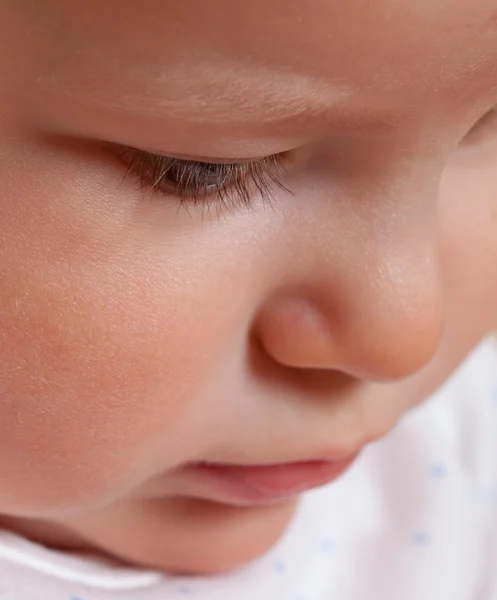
254, 199, 445, 382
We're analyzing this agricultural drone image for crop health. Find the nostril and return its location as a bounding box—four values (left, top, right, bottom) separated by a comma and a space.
248, 331, 357, 403
255, 296, 338, 370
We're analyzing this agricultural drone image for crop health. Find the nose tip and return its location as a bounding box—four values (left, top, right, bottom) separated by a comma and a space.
255, 285, 445, 381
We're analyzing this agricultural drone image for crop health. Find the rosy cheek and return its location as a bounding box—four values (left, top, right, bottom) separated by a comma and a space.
0, 253, 221, 514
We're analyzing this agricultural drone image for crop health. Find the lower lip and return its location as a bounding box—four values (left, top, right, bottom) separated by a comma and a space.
181, 455, 359, 504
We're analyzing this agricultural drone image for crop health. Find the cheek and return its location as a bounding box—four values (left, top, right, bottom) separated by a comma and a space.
0, 232, 247, 516
0, 276, 184, 514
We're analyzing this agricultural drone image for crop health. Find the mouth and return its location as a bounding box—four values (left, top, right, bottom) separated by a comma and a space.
178, 453, 360, 506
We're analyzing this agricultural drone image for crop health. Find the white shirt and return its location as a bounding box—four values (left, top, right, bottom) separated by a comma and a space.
0, 336, 496, 600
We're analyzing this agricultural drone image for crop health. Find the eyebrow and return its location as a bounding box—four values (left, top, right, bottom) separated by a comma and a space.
72, 65, 400, 137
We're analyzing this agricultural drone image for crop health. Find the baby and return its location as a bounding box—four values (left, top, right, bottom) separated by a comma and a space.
0, 0, 496, 598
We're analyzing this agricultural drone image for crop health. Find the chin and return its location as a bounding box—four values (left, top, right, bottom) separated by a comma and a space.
117, 498, 299, 576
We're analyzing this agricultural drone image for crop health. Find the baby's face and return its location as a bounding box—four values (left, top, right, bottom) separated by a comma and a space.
0, 0, 496, 574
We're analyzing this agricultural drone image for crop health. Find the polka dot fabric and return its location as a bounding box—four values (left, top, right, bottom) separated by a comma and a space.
0, 336, 496, 600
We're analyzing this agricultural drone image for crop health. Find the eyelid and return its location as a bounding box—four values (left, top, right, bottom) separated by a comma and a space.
137, 147, 268, 165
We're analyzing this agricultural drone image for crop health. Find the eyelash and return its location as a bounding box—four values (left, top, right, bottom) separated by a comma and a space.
118, 148, 288, 211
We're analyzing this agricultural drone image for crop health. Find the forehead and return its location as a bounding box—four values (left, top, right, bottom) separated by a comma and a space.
11, 0, 497, 148
31, 0, 497, 80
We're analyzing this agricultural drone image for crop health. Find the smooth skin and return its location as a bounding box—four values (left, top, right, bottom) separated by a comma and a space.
0, 0, 496, 575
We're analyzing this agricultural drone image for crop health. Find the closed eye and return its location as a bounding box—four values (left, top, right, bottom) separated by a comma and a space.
118, 148, 289, 211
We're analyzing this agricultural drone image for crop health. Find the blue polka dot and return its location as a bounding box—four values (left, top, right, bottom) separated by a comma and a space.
177, 586, 194, 594
429, 463, 448, 479
320, 537, 335, 554
274, 559, 287, 573
491, 386, 497, 406
412, 531, 430, 546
